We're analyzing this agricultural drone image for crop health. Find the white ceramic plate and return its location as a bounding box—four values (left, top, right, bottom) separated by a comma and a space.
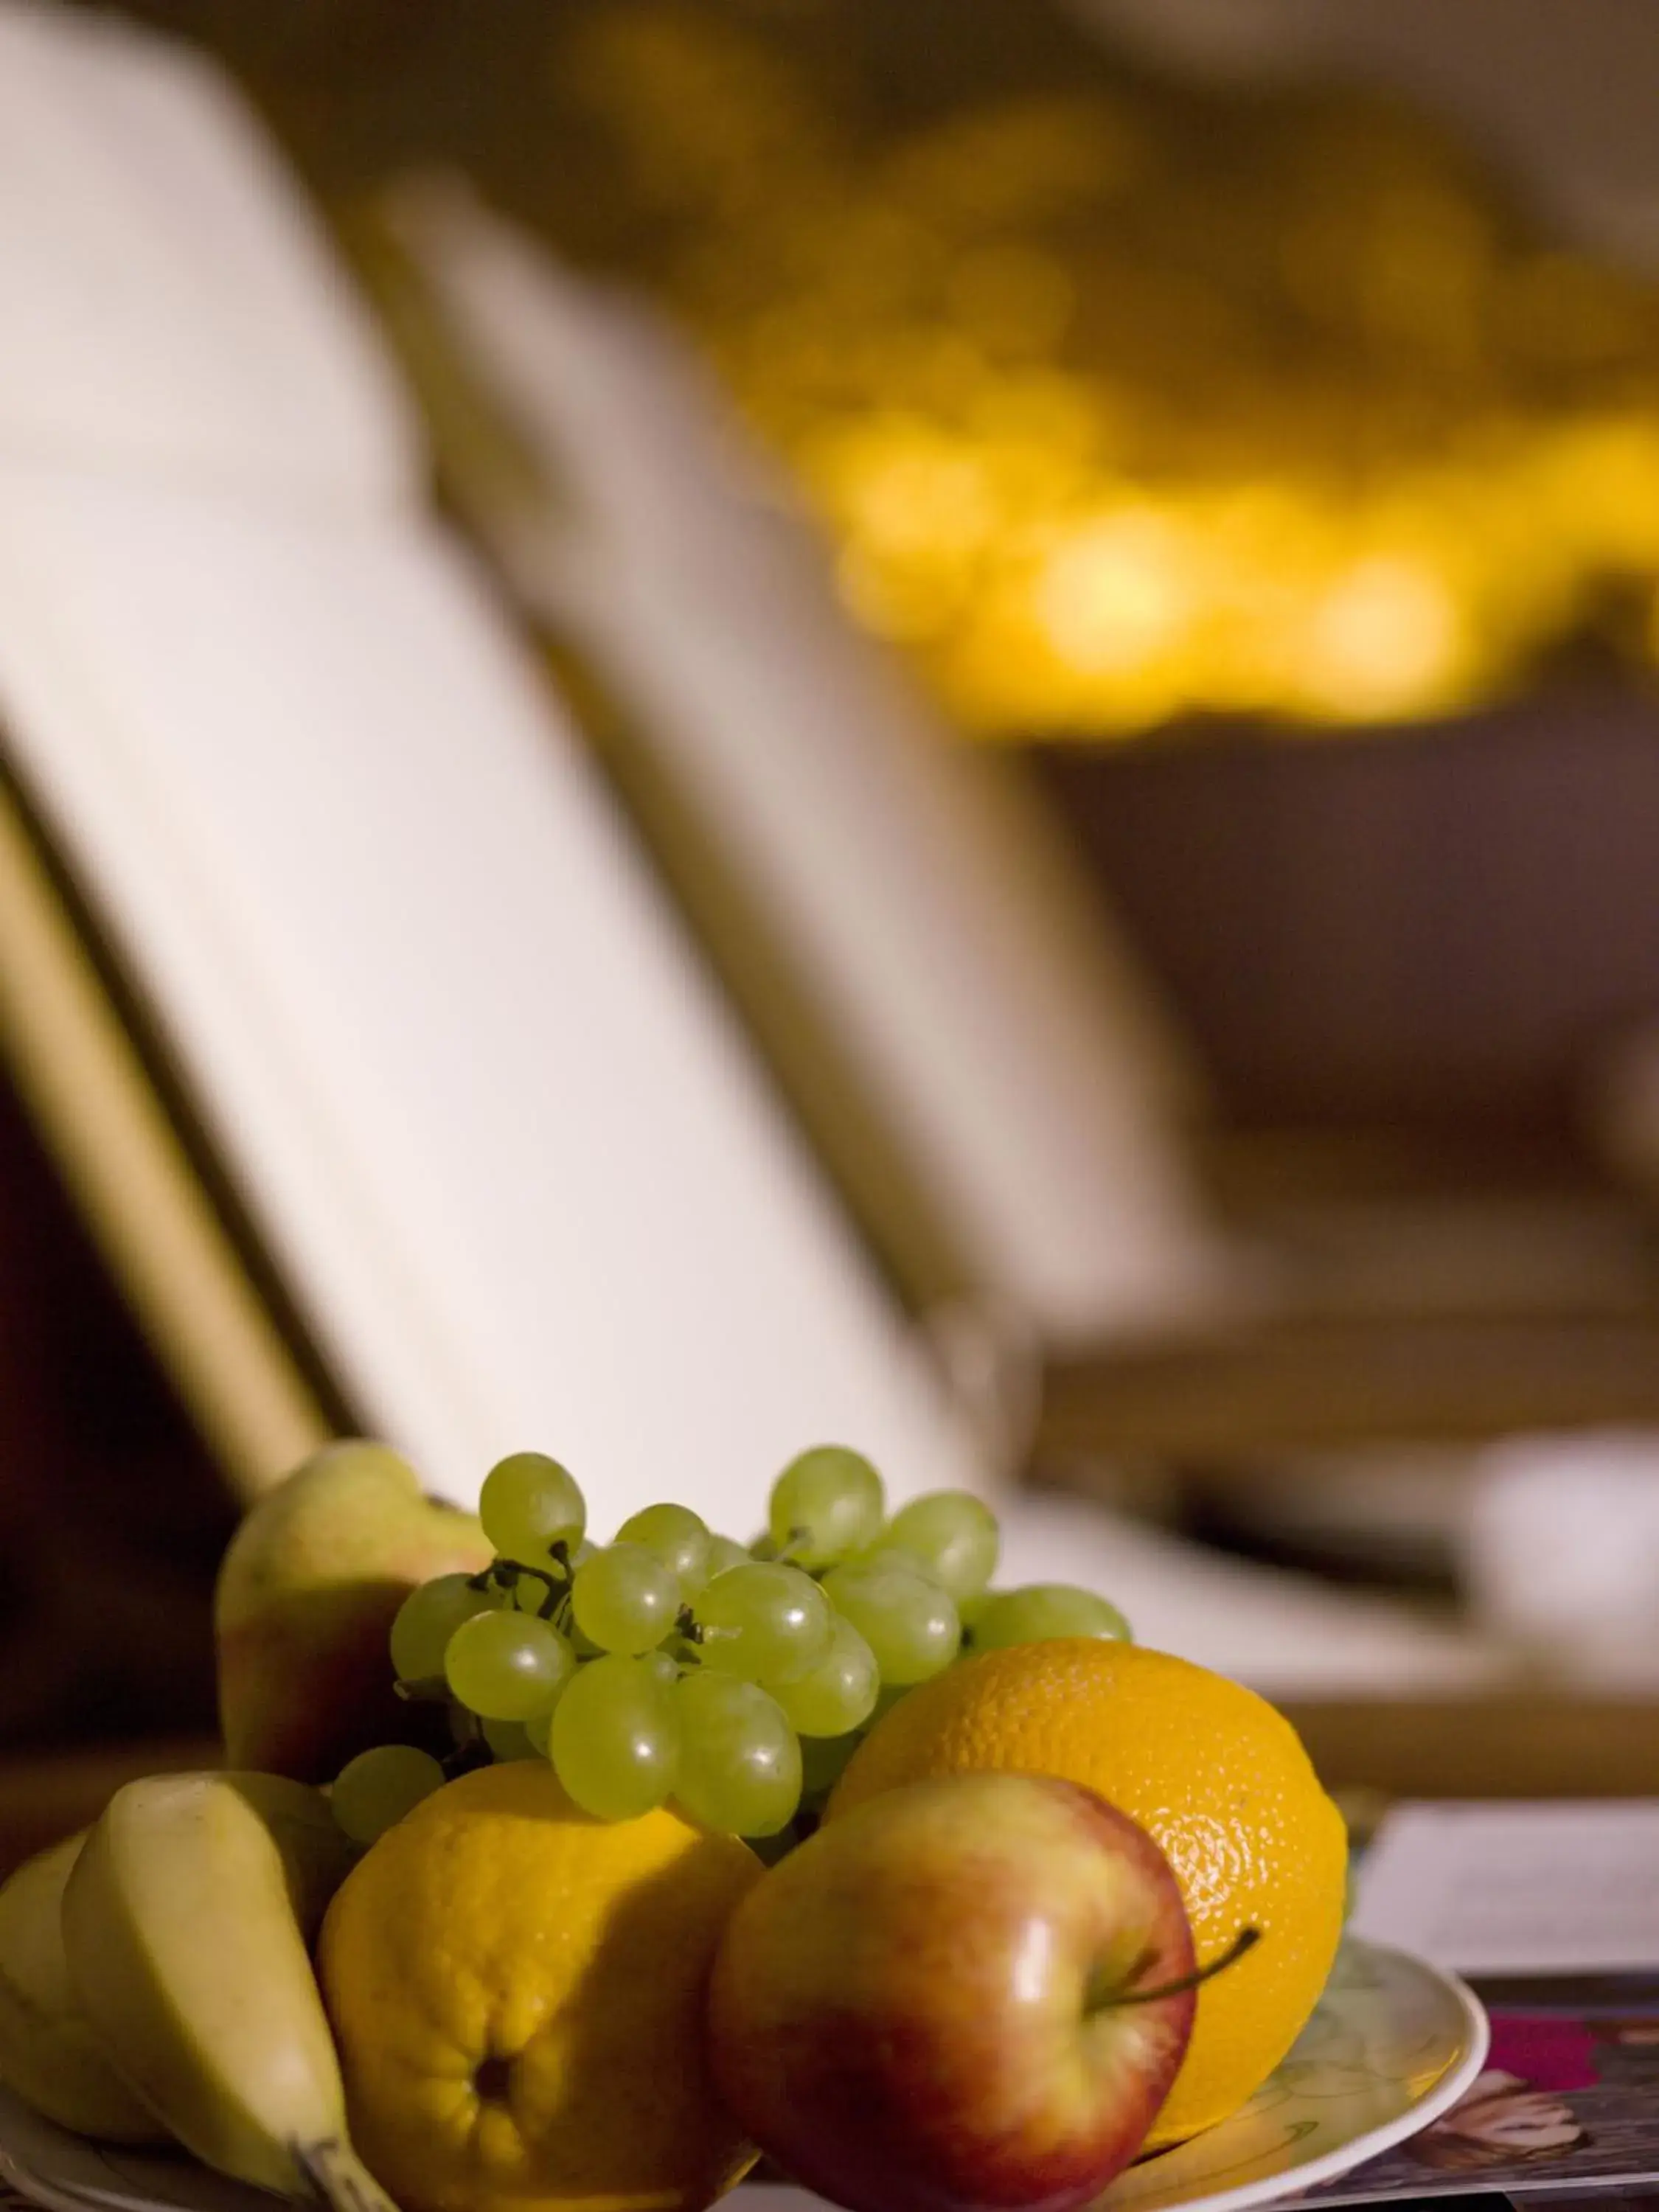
1096, 1938, 1489, 2212
0, 1940, 1485, 2212
743, 1939, 1489, 2212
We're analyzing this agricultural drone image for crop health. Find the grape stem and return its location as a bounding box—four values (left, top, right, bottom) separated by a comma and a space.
435, 1699, 492, 1782
491, 1555, 572, 1620
392, 1674, 451, 1704
439, 1734, 492, 1782
681, 1605, 744, 1649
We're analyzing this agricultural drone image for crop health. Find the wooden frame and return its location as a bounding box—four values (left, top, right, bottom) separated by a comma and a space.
1040, 1309, 1659, 1465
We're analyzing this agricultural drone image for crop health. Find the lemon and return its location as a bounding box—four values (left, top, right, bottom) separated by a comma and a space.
828, 1638, 1346, 2147
317, 1762, 762, 2212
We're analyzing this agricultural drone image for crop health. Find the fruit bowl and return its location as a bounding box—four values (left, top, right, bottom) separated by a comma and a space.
0, 1445, 1441, 2212
0, 1939, 1486, 2212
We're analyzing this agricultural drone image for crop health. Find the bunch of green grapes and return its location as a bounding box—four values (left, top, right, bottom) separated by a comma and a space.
330, 1446, 1130, 1850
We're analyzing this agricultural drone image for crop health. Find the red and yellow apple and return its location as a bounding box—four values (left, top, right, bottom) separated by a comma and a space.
708, 1771, 1201, 2212
215, 1439, 491, 1781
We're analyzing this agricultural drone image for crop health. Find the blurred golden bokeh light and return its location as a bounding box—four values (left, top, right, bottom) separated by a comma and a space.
543, 4, 1659, 740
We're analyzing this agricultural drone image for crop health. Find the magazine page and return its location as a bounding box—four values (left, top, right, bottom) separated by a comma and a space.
1304, 1978, 1659, 2204
1312, 1802, 1659, 2205
1352, 1804, 1659, 1980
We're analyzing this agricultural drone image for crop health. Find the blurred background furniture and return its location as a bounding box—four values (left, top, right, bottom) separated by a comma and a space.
364, 182, 1659, 1493
0, 0, 1492, 1700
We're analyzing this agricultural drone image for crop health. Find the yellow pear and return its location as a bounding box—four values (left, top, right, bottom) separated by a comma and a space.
215, 1441, 490, 1781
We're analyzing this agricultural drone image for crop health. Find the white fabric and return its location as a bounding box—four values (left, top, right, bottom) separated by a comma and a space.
388, 186, 1234, 1347
997, 1489, 1501, 1693
1465, 1430, 1659, 1685
0, 463, 981, 1525
0, 1, 418, 507
1355, 1799, 1659, 1972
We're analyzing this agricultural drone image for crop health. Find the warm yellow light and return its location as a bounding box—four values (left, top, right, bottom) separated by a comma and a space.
1037, 511, 1200, 675
1298, 556, 1467, 723
547, 4, 1659, 740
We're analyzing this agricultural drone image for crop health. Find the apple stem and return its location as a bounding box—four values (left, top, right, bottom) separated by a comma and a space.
1107, 1927, 1262, 2010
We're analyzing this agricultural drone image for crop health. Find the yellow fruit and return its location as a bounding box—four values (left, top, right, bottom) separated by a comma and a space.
317, 1762, 763, 2212
828, 1638, 1346, 2148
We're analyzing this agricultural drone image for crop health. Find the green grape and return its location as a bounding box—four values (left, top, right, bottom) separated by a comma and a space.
445, 1610, 576, 1720
550, 1654, 679, 1820
330, 1745, 445, 1845
840, 1541, 946, 1583
704, 1534, 751, 1579
390, 1572, 499, 1682
970, 1585, 1131, 1651
767, 1446, 886, 1568
571, 1543, 681, 1655
524, 1703, 556, 1756
772, 1615, 879, 1737
481, 1716, 536, 1761
673, 1674, 801, 1837
615, 1503, 712, 1596
885, 1491, 1001, 1599
479, 1451, 587, 1562
822, 1559, 959, 1685
695, 1562, 832, 1684
641, 1647, 682, 1688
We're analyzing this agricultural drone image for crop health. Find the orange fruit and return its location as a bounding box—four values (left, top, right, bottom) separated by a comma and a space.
827, 1638, 1346, 2147
318, 1761, 762, 2212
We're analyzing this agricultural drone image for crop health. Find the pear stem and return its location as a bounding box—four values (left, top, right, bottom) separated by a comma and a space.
1101, 1926, 1261, 2012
